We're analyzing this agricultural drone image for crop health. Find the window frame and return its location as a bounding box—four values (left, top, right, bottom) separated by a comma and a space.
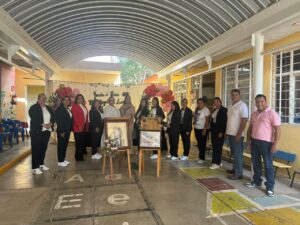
273, 48, 300, 124
222, 60, 253, 110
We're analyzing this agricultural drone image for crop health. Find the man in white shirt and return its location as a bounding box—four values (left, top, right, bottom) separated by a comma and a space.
226, 89, 248, 180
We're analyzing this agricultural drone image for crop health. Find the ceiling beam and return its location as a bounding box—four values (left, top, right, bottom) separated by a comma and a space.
0, 8, 61, 74
157, 0, 300, 77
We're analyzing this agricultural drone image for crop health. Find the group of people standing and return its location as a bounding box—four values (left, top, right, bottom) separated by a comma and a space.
29, 89, 281, 197
146, 88, 280, 197
29, 93, 135, 175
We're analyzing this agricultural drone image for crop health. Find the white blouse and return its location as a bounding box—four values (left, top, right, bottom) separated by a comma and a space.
42, 106, 51, 131
194, 107, 210, 129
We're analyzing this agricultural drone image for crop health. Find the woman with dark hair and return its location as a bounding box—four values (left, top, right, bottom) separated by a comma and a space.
56, 96, 73, 167
194, 98, 210, 164
89, 99, 103, 160
167, 101, 181, 160
71, 94, 89, 161
150, 97, 166, 159
120, 95, 135, 148
210, 97, 227, 169
29, 93, 55, 174
134, 98, 149, 147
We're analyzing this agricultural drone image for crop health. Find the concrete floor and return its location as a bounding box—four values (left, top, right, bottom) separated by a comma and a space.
0, 141, 300, 225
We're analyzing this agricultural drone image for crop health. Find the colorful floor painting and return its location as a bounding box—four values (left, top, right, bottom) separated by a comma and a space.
209, 191, 257, 216
197, 177, 235, 192
243, 207, 300, 225
252, 195, 300, 208
170, 160, 204, 169
181, 167, 224, 179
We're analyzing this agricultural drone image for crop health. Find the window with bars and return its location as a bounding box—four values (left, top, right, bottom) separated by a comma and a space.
173, 80, 187, 103
222, 61, 252, 109
274, 48, 300, 124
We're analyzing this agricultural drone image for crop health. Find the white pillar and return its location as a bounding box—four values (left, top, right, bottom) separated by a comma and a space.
251, 32, 264, 97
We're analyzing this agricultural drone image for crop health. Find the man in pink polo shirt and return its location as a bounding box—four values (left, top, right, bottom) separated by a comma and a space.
246, 94, 281, 197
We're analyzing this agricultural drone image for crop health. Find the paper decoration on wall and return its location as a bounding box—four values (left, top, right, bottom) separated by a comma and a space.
143, 84, 174, 112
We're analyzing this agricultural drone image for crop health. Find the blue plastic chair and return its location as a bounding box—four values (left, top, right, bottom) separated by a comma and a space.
0, 124, 13, 152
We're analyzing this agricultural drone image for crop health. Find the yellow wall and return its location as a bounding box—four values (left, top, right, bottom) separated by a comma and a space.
170, 31, 300, 173
15, 68, 45, 122
14, 68, 121, 121
51, 70, 120, 83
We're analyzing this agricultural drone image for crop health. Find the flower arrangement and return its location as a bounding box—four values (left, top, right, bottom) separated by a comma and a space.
102, 138, 119, 157
47, 84, 80, 110
143, 84, 175, 112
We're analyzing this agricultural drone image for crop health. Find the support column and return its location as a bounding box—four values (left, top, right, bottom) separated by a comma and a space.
251, 32, 264, 97
45, 71, 53, 96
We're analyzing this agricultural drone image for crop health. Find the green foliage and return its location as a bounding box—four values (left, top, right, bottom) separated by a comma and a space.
118, 57, 153, 84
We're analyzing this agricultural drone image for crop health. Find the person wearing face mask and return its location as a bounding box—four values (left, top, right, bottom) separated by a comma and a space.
29, 93, 55, 174
71, 94, 89, 161
89, 99, 103, 160
194, 98, 210, 164
209, 97, 227, 169
56, 96, 73, 167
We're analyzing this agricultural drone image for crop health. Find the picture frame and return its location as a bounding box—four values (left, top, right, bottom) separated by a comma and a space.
104, 117, 130, 150
140, 130, 161, 149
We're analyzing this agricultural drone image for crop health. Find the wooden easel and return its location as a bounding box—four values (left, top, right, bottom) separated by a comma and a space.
138, 117, 162, 178
102, 149, 132, 179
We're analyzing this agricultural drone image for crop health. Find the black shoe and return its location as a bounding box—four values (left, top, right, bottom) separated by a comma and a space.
227, 175, 243, 180
226, 169, 235, 174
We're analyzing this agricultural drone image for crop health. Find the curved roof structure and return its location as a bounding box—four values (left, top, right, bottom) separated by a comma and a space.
0, 0, 278, 71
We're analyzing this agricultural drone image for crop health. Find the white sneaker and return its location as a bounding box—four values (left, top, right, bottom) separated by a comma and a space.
40, 165, 50, 171
95, 153, 102, 158
64, 160, 70, 165
58, 162, 68, 167
150, 154, 158, 159
197, 159, 205, 164
209, 164, 221, 169
171, 156, 178, 160
181, 156, 189, 161
166, 154, 172, 159
32, 168, 43, 174
91, 154, 101, 160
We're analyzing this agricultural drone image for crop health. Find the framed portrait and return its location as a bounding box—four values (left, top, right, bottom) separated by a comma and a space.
104, 117, 130, 150
140, 130, 161, 148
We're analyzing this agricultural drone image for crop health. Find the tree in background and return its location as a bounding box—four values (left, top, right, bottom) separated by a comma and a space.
118, 57, 153, 84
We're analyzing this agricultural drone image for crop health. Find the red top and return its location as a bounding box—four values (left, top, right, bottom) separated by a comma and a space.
71, 104, 89, 132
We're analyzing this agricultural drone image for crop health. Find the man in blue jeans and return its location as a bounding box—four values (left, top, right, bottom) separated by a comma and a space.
246, 94, 281, 197
226, 89, 249, 180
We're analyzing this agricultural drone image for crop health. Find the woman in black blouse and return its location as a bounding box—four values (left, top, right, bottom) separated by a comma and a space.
150, 97, 166, 159
167, 101, 181, 160
29, 93, 55, 174
89, 99, 103, 160
134, 98, 149, 148
210, 97, 228, 169
56, 96, 73, 167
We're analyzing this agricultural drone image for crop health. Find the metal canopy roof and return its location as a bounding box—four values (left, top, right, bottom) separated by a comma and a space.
0, 0, 278, 71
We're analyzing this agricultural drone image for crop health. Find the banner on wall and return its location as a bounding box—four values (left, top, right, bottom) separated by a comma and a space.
50, 81, 148, 110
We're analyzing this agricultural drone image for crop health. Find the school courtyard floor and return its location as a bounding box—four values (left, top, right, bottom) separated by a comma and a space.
1, 141, 300, 225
